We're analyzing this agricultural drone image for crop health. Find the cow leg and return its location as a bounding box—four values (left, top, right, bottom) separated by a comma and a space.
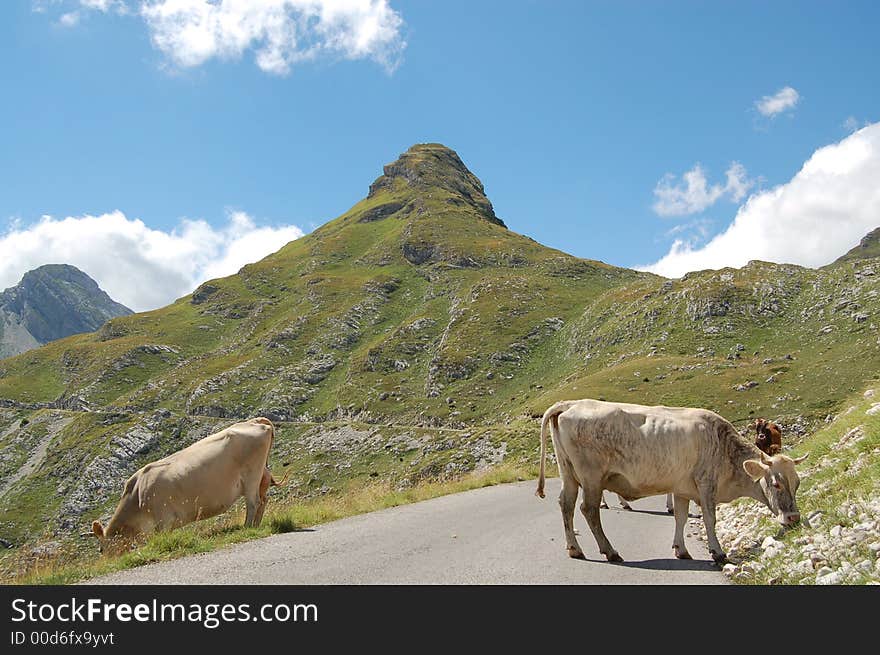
244, 497, 259, 527
580, 485, 622, 562
671, 494, 692, 559
254, 471, 271, 528
600, 493, 631, 511
666, 493, 674, 514
253, 470, 271, 527
559, 469, 584, 559
696, 481, 726, 563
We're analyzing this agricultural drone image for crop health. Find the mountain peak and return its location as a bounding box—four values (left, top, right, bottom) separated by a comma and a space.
368, 143, 505, 227
830, 226, 880, 266
0, 264, 132, 358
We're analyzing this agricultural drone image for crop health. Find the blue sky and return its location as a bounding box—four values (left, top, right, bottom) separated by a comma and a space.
1, 1, 879, 310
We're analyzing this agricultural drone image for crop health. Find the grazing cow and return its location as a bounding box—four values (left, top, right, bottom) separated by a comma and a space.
754, 418, 783, 455
92, 417, 284, 552
536, 399, 807, 563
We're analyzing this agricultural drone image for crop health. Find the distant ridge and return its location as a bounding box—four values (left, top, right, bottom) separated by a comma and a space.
0, 264, 132, 359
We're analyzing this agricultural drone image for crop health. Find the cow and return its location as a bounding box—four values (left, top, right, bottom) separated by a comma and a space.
535, 399, 807, 563
754, 417, 783, 455
91, 417, 286, 553
603, 418, 785, 515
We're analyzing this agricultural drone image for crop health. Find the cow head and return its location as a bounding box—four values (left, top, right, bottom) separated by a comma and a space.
743, 452, 808, 526
91, 520, 134, 555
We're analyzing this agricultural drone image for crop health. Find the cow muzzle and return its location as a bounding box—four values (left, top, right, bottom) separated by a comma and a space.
779, 512, 800, 526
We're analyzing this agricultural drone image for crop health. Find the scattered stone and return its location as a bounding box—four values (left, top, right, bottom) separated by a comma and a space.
816, 570, 844, 585
794, 559, 813, 575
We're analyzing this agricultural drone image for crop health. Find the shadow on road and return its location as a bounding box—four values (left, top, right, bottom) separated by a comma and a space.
602, 508, 702, 518
579, 556, 719, 571
619, 558, 718, 571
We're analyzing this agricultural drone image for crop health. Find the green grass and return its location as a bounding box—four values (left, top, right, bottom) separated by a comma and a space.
719, 386, 880, 585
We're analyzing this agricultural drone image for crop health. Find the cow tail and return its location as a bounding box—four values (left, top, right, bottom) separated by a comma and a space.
536, 402, 573, 498
536, 410, 550, 498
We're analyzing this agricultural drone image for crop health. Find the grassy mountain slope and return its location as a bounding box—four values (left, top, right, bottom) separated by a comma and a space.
0, 144, 879, 569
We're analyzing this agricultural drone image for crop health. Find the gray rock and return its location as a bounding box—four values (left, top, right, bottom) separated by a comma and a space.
816, 570, 844, 585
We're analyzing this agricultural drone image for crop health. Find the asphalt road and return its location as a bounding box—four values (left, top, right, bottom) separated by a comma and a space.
89, 479, 725, 584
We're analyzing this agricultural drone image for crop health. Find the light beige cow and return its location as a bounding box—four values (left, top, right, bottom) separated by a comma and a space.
536, 399, 807, 563
92, 417, 285, 552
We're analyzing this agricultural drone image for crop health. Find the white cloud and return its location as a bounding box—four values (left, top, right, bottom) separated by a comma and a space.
652, 162, 754, 216
42, 1, 129, 22
58, 11, 80, 26
641, 122, 880, 278
80, 0, 118, 10
41, 0, 405, 74
755, 86, 800, 117
140, 0, 406, 75
0, 210, 304, 312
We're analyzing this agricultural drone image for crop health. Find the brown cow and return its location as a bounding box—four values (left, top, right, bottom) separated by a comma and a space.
92, 417, 285, 553
754, 418, 783, 455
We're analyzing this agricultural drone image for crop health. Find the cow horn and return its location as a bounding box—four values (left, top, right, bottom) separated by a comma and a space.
792, 452, 809, 464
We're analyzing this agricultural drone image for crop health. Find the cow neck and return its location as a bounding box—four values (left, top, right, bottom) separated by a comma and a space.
731, 439, 771, 507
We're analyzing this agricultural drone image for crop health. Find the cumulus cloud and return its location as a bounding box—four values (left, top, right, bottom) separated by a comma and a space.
641, 122, 880, 278
755, 86, 800, 117
48, 0, 406, 74
652, 162, 754, 217
0, 210, 304, 312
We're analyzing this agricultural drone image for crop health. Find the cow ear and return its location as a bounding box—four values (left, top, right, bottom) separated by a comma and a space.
743, 459, 770, 481
92, 521, 104, 539
792, 452, 809, 464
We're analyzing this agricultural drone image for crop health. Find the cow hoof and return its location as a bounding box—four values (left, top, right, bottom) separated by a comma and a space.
600, 502, 608, 509
567, 546, 586, 560
673, 546, 692, 560
605, 552, 624, 563
711, 550, 728, 564
666, 508, 674, 514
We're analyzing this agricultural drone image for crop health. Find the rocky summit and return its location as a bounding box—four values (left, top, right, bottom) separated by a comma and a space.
0, 144, 879, 561
0, 264, 132, 359
831, 226, 880, 266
